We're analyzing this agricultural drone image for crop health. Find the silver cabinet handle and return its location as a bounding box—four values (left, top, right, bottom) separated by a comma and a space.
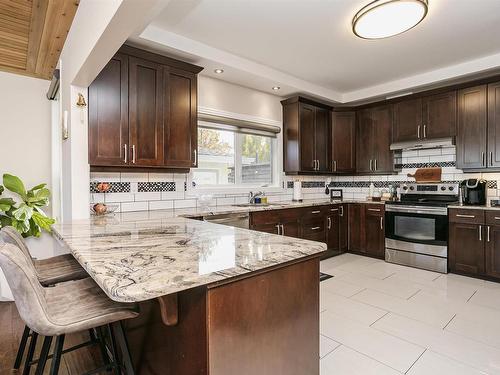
132, 145, 136, 164
374, 159, 377, 171
417, 125, 421, 139
491, 152, 494, 166
369, 159, 373, 171
123, 144, 128, 164
380, 217, 383, 230
275, 224, 281, 235
317, 160, 320, 170
456, 214, 475, 218
368, 208, 381, 212
330, 208, 339, 212
487, 226, 491, 242
311, 210, 321, 214
327, 217, 331, 229
332, 160, 337, 172
482, 152, 486, 167
423, 125, 427, 139
311, 226, 321, 231
339, 206, 344, 217
334, 160, 337, 172
479, 225, 482, 241
281, 224, 285, 236
494, 217, 500, 220
193, 149, 197, 166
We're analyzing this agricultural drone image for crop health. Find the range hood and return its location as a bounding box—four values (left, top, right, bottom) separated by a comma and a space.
390, 137, 455, 151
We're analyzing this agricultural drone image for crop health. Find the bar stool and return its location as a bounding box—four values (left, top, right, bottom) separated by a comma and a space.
0, 242, 139, 375
0, 226, 89, 371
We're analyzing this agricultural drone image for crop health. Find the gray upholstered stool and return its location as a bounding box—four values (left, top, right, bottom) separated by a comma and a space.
0, 226, 89, 371
0, 242, 139, 375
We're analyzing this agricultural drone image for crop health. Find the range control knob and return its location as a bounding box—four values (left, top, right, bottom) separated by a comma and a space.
409, 186, 415, 191
441, 186, 447, 191
449, 186, 455, 191
403, 185, 408, 190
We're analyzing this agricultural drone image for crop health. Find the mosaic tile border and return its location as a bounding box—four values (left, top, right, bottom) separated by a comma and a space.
90, 182, 130, 193
395, 161, 456, 169
138, 182, 175, 192
328, 180, 498, 189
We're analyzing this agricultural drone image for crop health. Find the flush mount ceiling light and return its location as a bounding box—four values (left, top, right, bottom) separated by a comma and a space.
214, 68, 224, 74
352, 0, 428, 39
272, 86, 281, 91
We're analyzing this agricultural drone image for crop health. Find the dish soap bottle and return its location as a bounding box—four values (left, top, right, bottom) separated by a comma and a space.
369, 183, 375, 199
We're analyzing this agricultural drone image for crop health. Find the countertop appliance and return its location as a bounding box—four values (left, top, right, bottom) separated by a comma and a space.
460, 179, 487, 206
385, 182, 459, 273
203, 213, 250, 229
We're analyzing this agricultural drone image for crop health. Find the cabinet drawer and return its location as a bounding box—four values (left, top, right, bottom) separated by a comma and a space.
449, 208, 485, 224
365, 204, 385, 216
301, 218, 326, 242
486, 211, 500, 225
250, 208, 301, 225
302, 206, 329, 220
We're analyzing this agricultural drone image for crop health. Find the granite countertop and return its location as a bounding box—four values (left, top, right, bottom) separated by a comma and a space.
52, 216, 327, 303
448, 204, 500, 211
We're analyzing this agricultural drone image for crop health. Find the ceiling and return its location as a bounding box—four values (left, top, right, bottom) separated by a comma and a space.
0, 0, 79, 80
135, 0, 500, 103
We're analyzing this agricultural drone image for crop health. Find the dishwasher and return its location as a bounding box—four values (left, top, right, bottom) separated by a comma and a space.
202, 213, 250, 229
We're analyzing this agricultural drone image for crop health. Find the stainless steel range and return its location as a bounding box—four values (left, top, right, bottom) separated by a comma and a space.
385, 182, 459, 273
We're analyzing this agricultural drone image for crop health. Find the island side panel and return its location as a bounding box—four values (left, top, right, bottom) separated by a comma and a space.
207, 258, 320, 375
125, 286, 208, 375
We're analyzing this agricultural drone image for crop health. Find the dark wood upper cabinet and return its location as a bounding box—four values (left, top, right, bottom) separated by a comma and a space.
88, 45, 203, 170
456, 85, 488, 170
164, 68, 198, 168
356, 105, 393, 174
393, 98, 422, 142
332, 111, 356, 173
423, 91, 457, 139
282, 97, 332, 174
488, 82, 500, 168
392, 91, 456, 143
129, 57, 164, 166
88, 54, 129, 166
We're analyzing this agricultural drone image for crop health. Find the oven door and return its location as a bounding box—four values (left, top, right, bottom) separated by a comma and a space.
385, 205, 448, 247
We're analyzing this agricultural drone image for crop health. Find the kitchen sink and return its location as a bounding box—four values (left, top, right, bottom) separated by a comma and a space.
232, 203, 284, 208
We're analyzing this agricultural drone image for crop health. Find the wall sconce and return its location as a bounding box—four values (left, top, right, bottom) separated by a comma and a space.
76, 93, 87, 123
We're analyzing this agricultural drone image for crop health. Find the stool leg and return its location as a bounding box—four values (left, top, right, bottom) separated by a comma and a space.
22, 331, 38, 375
113, 321, 135, 375
107, 324, 120, 375
13, 326, 30, 369
35, 336, 53, 375
96, 326, 111, 368
49, 335, 65, 375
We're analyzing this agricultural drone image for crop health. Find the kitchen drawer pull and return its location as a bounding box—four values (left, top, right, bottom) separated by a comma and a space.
327, 217, 331, 229
479, 225, 482, 241
368, 208, 381, 212
494, 217, 500, 220
330, 208, 339, 212
311, 226, 321, 231
123, 144, 128, 164
380, 217, 383, 230
455, 214, 475, 218
311, 210, 321, 214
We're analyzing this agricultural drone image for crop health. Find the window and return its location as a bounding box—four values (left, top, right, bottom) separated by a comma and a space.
193, 119, 278, 187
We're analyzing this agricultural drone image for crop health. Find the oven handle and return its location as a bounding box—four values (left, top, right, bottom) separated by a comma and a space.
385, 205, 448, 216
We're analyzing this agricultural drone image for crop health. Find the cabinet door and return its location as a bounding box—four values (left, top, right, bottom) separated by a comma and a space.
88, 54, 129, 166
339, 204, 348, 252
364, 206, 385, 259
299, 103, 316, 172
164, 68, 197, 168
332, 112, 356, 173
456, 85, 487, 169
423, 91, 457, 139
314, 107, 331, 173
281, 220, 300, 238
129, 57, 164, 166
488, 82, 500, 168
348, 204, 364, 252
449, 222, 485, 275
486, 225, 500, 279
326, 212, 340, 252
393, 98, 422, 142
372, 105, 394, 173
356, 109, 374, 173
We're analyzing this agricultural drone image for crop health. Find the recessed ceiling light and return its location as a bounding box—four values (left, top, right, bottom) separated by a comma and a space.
214, 68, 224, 74
272, 86, 281, 91
352, 0, 428, 39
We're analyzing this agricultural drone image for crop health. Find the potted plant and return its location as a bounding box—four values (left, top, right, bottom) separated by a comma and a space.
0, 174, 55, 237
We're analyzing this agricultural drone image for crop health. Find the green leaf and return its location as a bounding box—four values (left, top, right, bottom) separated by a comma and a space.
30, 183, 46, 191
27, 188, 50, 206
31, 211, 55, 232
0, 185, 4, 195
3, 174, 27, 200
0, 198, 15, 212
0, 215, 12, 228
11, 218, 30, 234
26, 218, 41, 237
12, 203, 33, 221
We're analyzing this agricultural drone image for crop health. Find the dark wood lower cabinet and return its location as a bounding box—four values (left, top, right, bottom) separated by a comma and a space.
486, 225, 500, 278
364, 206, 385, 259
339, 204, 348, 252
449, 222, 485, 276
348, 204, 364, 253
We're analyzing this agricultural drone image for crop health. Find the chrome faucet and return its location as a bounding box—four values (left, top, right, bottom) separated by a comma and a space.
249, 191, 264, 204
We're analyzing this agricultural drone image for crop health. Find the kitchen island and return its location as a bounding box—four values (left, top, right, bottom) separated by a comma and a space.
52, 215, 326, 375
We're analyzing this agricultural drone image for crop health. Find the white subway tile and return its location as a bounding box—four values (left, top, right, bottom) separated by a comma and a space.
149, 200, 174, 211
174, 199, 197, 209
91, 193, 105, 203
121, 201, 148, 212
216, 197, 235, 206
235, 196, 248, 204
120, 173, 148, 183
90, 172, 120, 182
407, 156, 430, 163
402, 150, 419, 158
418, 149, 442, 157
134, 192, 161, 202
104, 193, 134, 203
161, 190, 184, 200
130, 182, 138, 193
149, 173, 174, 182
432, 155, 455, 162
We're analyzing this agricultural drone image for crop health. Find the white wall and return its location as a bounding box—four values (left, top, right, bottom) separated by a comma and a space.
0, 71, 58, 300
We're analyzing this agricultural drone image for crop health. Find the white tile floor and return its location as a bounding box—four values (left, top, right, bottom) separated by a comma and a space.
319, 253, 500, 375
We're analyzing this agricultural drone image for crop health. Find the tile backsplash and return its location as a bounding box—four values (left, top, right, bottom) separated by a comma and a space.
89, 146, 500, 212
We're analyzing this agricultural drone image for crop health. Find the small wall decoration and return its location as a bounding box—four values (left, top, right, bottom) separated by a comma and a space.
76, 93, 87, 123
62, 110, 69, 140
